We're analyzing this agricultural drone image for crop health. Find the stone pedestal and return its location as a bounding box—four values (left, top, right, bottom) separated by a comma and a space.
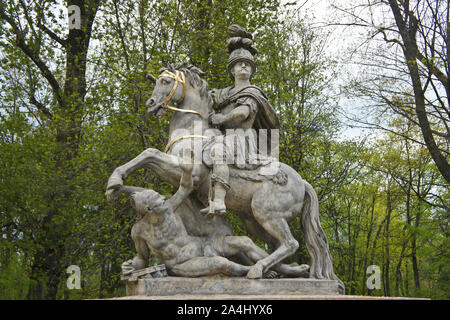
124, 276, 342, 297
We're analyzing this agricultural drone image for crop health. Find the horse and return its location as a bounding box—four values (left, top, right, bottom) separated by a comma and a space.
106, 63, 344, 292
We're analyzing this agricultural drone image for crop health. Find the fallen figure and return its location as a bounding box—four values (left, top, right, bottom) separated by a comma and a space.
118, 150, 309, 278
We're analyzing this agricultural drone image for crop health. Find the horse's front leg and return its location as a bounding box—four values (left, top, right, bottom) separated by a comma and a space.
106, 148, 181, 201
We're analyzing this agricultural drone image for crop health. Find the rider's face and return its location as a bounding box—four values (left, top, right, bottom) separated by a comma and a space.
232, 61, 252, 80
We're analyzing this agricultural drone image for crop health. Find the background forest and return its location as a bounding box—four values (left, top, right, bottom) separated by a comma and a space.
0, 0, 448, 299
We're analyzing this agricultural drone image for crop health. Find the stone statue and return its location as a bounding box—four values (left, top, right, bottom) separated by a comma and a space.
106, 24, 344, 293
120, 150, 309, 278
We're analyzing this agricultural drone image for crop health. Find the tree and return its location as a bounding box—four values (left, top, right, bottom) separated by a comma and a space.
331, 0, 450, 184
3, 0, 328, 299
6, 0, 447, 300
0, 0, 102, 299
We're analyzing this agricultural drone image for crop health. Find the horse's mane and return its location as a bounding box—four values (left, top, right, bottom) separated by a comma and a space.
159, 62, 210, 99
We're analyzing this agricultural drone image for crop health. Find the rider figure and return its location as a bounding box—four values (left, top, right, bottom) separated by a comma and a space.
201, 25, 279, 216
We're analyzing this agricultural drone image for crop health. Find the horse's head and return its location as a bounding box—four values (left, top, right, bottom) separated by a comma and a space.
146, 63, 211, 118
146, 68, 185, 117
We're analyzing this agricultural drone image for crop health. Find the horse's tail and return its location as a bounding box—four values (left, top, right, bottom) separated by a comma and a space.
301, 180, 345, 294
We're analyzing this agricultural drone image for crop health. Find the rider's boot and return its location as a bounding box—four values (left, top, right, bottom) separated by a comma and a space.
200, 163, 230, 216
211, 182, 227, 214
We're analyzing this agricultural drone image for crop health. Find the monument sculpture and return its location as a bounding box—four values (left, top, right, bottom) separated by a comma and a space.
119, 150, 309, 278
106, 24, 344, 296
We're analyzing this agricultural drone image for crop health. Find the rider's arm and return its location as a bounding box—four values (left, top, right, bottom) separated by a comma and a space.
217, 105, 250, 125
212, 97, 257, 126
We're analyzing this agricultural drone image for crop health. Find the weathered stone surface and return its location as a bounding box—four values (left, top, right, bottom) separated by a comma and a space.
125, 277, 341, 297
125, 279, 147, 296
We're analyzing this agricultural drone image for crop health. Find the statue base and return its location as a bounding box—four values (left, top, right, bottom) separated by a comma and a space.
123, 276, 342, 297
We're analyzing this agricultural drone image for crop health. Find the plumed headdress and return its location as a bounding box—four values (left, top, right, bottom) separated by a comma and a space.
226, 25, 258, 80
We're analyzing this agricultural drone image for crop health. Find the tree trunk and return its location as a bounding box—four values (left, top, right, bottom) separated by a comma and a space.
24, 0, 101, 299
411, 209, 421, 290
395, 182, 411, 297
404, 261, 410, 295
362, 194, 376, 295
384, 180, 392, 296
411, 174, 422, 291
388, 0, 450, 184
368, 212, 389, 296
395, 242, 408, 296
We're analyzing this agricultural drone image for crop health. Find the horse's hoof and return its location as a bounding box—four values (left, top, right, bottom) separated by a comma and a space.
107, 175, 123, 190
106, 188, 119, 203
247, 264, 263, 279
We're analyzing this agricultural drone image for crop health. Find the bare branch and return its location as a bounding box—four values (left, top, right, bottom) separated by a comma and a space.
0, 7, 64, 107
38, 22, 67, 47
417, 51, 448, 88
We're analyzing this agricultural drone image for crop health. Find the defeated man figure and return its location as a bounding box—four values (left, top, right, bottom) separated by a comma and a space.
118, 149, 309, 278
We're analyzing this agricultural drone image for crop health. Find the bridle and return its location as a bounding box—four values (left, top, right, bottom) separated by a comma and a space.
157, 70, 203, 117
156, 69, 211, 153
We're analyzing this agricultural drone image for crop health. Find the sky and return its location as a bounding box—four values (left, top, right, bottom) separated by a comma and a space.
288, 0, 372, 141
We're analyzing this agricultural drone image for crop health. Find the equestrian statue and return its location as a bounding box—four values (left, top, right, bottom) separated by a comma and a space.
106, 25, 344, 293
